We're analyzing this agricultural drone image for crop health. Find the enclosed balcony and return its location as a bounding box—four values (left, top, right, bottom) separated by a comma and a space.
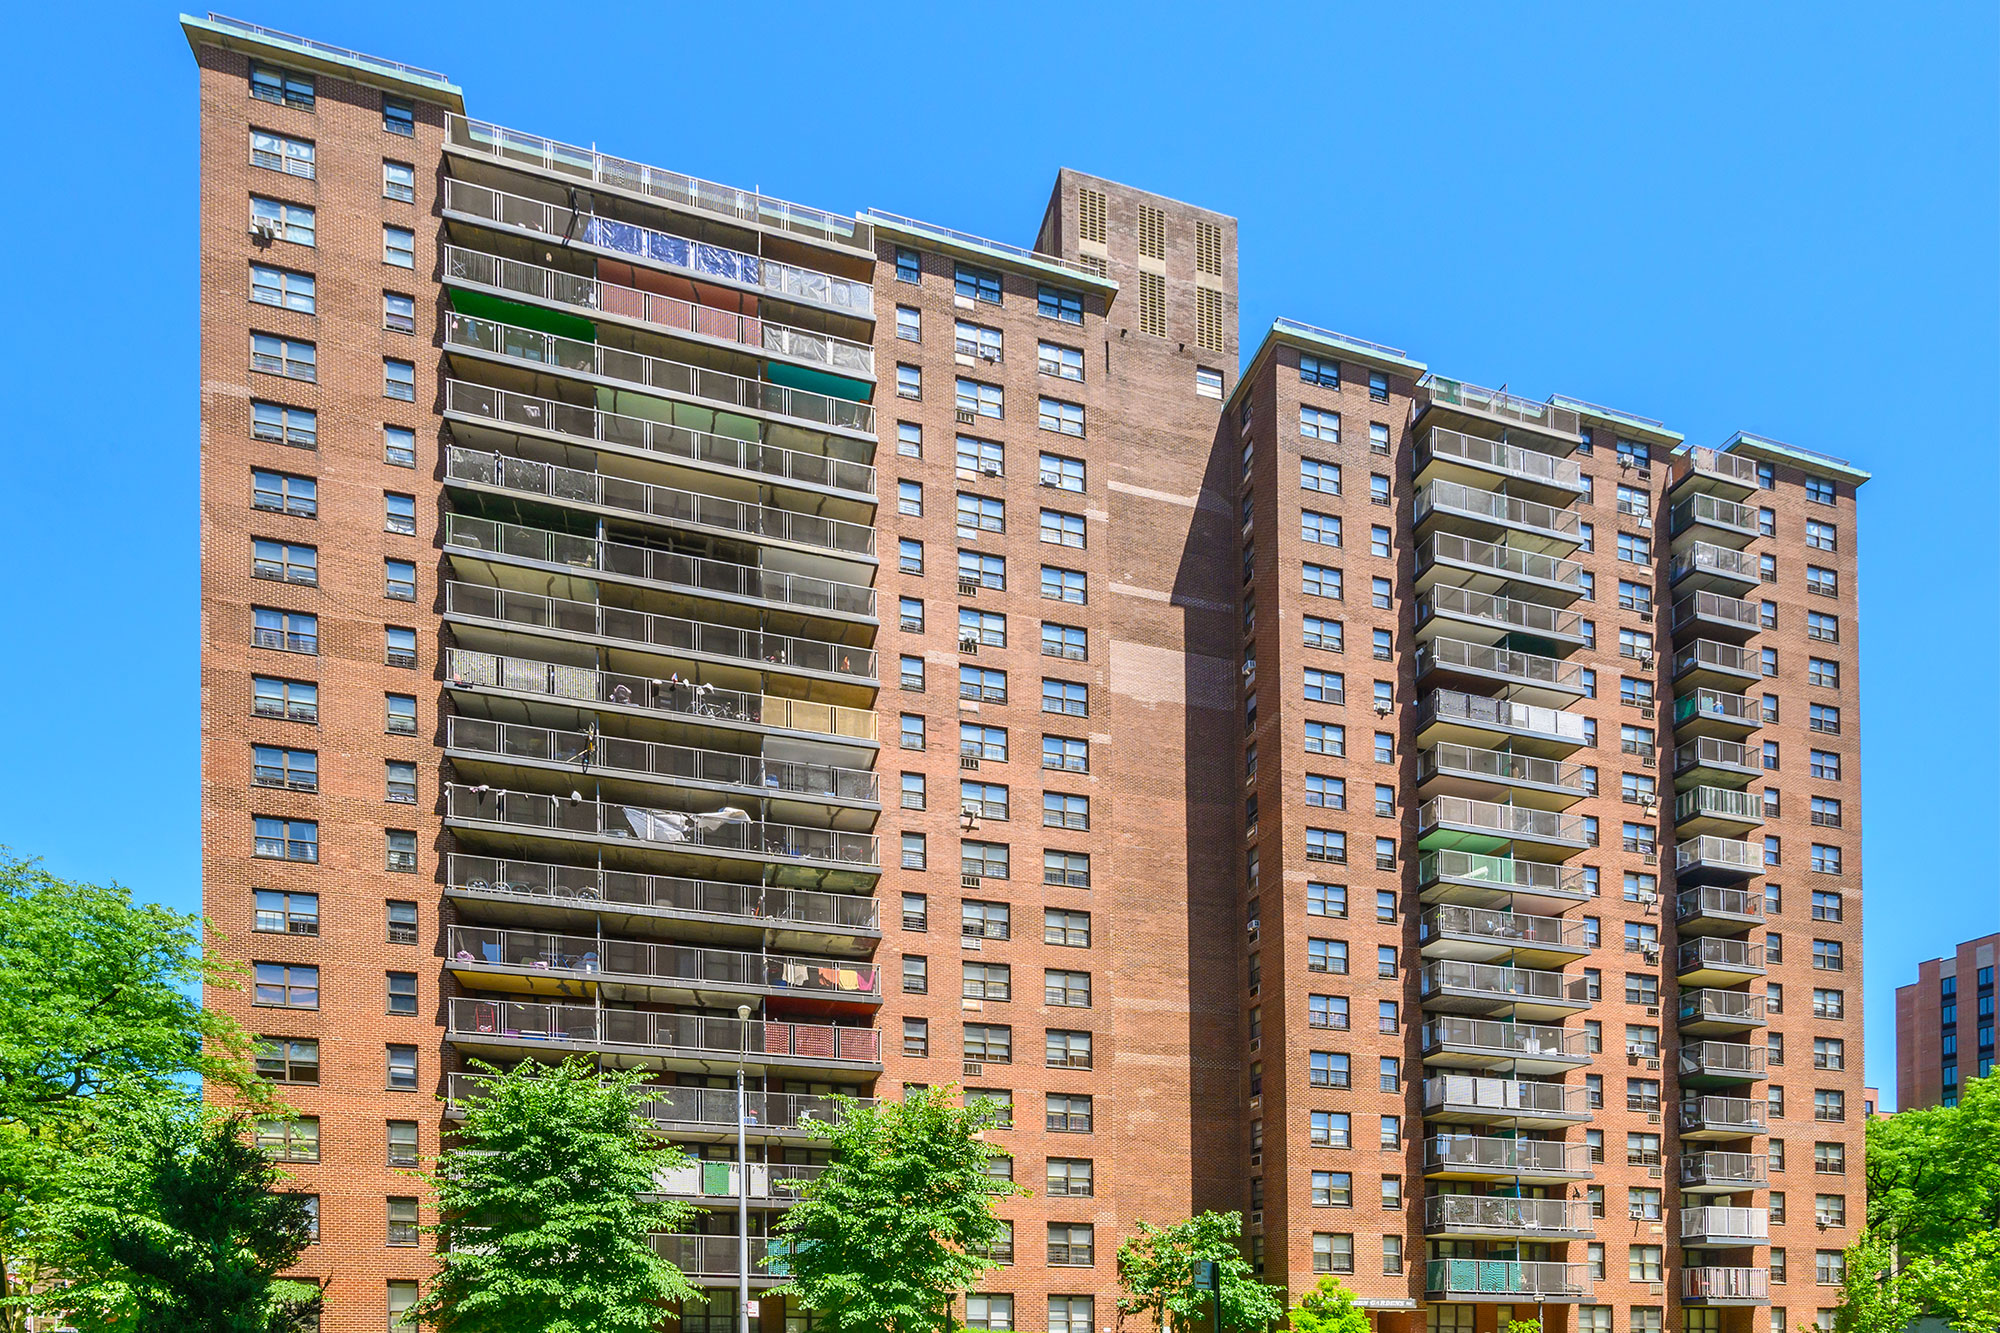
1423, 1134, 1593, 1183
1421, 960, 1591, 1022
1679, 1151, 1769, 1193
1679, 1095, 1767, 1141
1417, 689, 1589, 758
1415, 426, 1585, 503
445, 926, 881, 1009
1676, 885, 1765, 937
1672, 591, 1761, 644
1417, 742, 1590, 810
445, 997, 882, 1077
1677, 988, 1768, 1035
1681, 1206, 1769, 1247
1668, 492, 1759, 549
1670, 542, 1760, 595
1418, 905, 1590, 967
1674, 785, 1764, 838
1417, 638, 1587, 706
1415, 532, 1585, 605
1414, 584, 1587, 654
1414, 376, 1584, 448
1423, 1074, 1592, 1127
1670, 445, 1760, 502
1672, 638, 1759, 691
1426, 1259, 1592, 1303
443, 854, 880, 954
445, 1071, 873, 1143
1679, 1041, 1767, 1087
1418, 795, 1591, 860
1420, 1014, 1590, 1071
1416, 479, 1583, 555
1674, 835, 1762, 885
1682, 1268, 1770, 1306
1423, 1194, 1594, 1241
1418, 849, 1592, 912
1672, 738, 1760, 789
1673, 689, 1759, 740
1677, 937, 1766, 986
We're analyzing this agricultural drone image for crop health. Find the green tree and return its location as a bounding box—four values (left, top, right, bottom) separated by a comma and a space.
412, 1059, 695, 1333
1114, 1211, 1284, 1333
1284, 1275, 1369, 1333
770, 1086, 1024, 1333
20, 1104, 318, 1333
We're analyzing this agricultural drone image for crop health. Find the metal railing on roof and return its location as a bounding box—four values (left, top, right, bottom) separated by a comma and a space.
204, 13, 449, 81
1273, 317, 1412, 362
1419, 376, 1582, 436
1549, 394, 1667, 429
862, 209, 1104, 280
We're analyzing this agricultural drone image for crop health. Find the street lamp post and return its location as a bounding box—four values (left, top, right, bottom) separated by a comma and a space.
736, 1002, 753, 1333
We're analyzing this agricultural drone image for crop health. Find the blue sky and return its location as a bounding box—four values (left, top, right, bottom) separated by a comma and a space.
0, 1, 1992, 1103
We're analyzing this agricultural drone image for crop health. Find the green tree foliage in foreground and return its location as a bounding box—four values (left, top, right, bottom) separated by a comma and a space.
770, 1086, 1024, 1333
411, 1059, 695, 1333
21, 1106, 318, 1333
1835, 1073, 2000, 1333
1284, 1275, 1370, 1333
1114, 1211, 1285, 1332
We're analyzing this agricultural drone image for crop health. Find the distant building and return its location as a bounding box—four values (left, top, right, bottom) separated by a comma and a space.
1895, 934, 1999, 1109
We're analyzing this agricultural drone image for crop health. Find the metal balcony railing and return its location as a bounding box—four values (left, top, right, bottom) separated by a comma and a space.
1677, 937, 1765, 973
1678, 989, 1767, 1026
1673, 591, 1760, 635
650, 1233, 777, 1278
1683, 1268, 1769, 1301
447, 926, 880, 999
1424, 1075, 1589, 1118
1421, 796, 1588, 845
650, 1159, 825, 1201
1680, 1207, 1769, 1242
448, 1076, 874, 1134
446, 314, 875, 435
1673, 737, 1758, 775
445, 854, 880, 931
1420, 638, 1585, 692
1673, 638, 1756, 678
1679, 1095, 1767, 1135
444, 115, 871, 255
1418, 479, 1582, 539
1419, 742, 1587, 794
1425, 1194, 1594, 1236
1679, 1042, 1766, 1080
1426, 1259, 1592, 1300
1418, 532, 1586, 590
1673, 446, 1759, 487
444, 513, 876, 620
1671, 542, 1757, 584
1670, 492, 1758, 537
443, 245, 874, 377
1419, 849, 1591, 899
442, 583, 877, 682
1418, 584, 1585, 640
1675, 836, 1760, 875
1417, 376, 1582, 437
443, 717, 880, 804
1422, 962, 1587, 1009
1418, 427, 1584, 489
1675, 886, 1765, 926
447, 996, 882, 1065
1679, 1152, 1768, 1188
1674, 689, 1758, 729
1422, 1015, 1588, 1060
444, 783, 880, 868
1420, 690, 1589, 745
445, 385, 877, 506
1675, 787, 1765, 827
1425, 1135, 1591, 1176
1420, 904, 1587, 952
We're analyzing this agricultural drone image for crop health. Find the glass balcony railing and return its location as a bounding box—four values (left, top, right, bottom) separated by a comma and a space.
1417, 479, 1582, 540
1418, 638, 1585, 692
1679, 1095, 1767, 1136
1418, 532, 1586, 591
1419, 849, 1591, 900
1675, 836, 1761, 876
1421, 796, 1589, 846
1424, 1194, 1594, 1237
649, 1159, 825, 1201
443, 716, 880, 804
446, 997, 881, 1065
1424, 1135, 1591, 1177
1418, 742, 1587, 795
651, 1234, 780, 1280
1669, 492, 1759, 538
1681, 1207, 1769, 1243
446, 926, 881, 999
1420, 904, 1588, 953
1427, 1259, 1592, 1300
1673, 737, 1759, 777
1424, 1075, 1589, 1119
1418, 427, 1583, 490
445, 854, 880, 932
1670, 542, 1758, 585
1672, 446, 1759, 489
1418, 584, 1585, 640
444, 384, 877, 506
1417, 376, 1582, 438
1673, 638, 1757, 680
1420, 690, 1589, 745
1673, 591, 1760, 636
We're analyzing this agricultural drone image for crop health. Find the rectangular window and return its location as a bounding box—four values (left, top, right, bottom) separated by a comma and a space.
382, 96, 415, 136
255, 1037, 320, 1084
1301, 458, 1341, 493
255, 1116, 319, 1161
385, 559, 417, 601
386, 830, 418, 874
1038, 342, 1084, 381
387, 1044, 418, 1091
251, 195, 314, 245
253, 962, 319, 1008
1038, 286, 1083, 323
384, 358, 415, 400
252, 816, 318, 863
383, 225, 415, 268
249, 263, 316, 314
383, 159, 416, 202
250, 129, 315, 178
956, 264, 1002, 304
251, 333, 316, 381
964, 1023, 1012, 1063
1040, 509, 1085, 547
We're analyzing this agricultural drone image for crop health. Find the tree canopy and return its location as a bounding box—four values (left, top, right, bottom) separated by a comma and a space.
1284, 1275, 1370, 1333
1114, 1211, 1285, 1333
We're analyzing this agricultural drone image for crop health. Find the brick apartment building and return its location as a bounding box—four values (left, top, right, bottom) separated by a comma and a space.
1895, 934, 1998, 1110
187, 15, 1870, 1333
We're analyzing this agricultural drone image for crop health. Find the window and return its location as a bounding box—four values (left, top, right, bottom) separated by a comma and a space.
893, 305, 921, 341
251, 332, 316, 381
383, 224, 416, 268
1303, 564, 1343, 600
1195, 366, 1223, 398
385, 559, 417, 601
1372, 576, 1392, 609
1303, 616, 1342, 652
1299, 353, 1339, 387
1809, 657, 1840, 688
1308, 937, 1349, 974
1301, 458, 1341, 493
903, 1018, 931, 1059
251, 744, 318, 791
1305, 774, 1345, 809
962, 840, 1010, 878
1807, 611, 1839, 642
253, 888, 319, 936
251, 539, 318, 586
380, 490, 419, 536
250, 129, 315, 178
1043, 792, 1088, 830
1038, 285, 1083, 323
249, 60, 315, 108
964, 1023, 1012, 1063
1040, 509, 1085, 547
251, 195, 314, 245
384, 424, 417, 467
892, 247, 921, 283
255, 1116, 320, 1162
1045, 969, 1091, 1007
956, 264, 1002, 304
384, 358, 415, 401
1816, 1251, 1845, 1286
1049, 1297, 1093, 1333
1043, 735, 1088, 772
1300, 405, 1340, 441
1304, 722, 1345, 756
253, 816, 318, 863
255, 1037, 319, 1085
1311, 1170, 1352, 1207
1046, 1029, 1092, 1069
378, 157, 417, 202
901, 832, 929, 871
386, 971, 418, 1016
1309, 1051, 1350, 1090
382, 95, 415, 135
1810, 703, 1841, 736
1308, 882, 1347, 917
382, 692, 418, 736
1759, 506, 1778, 537
1312, 1233, 1354, 1274
1806, 520, 1837, 551
386, 829, 418, 874
899, 539, 925, 576
1368, 371, 1389, 402
896, 364, 922, 399
1044, 851, 1089, 888
1306, 829, 1347, 866
1302, 511, 1342, 549
1038, 342, 1084, 381
249, 262, 316, 314
253, 962, 318, 1009
1040, 566, 1086, 605
1813, 939, 1844, 971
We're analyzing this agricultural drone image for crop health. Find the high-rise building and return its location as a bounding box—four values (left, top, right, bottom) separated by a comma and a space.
1895, 934, 1998, 1110
189, 16, 1869, 1333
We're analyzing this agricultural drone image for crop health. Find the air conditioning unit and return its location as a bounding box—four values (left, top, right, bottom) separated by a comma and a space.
1648, 1165, 1662, 1178
1248, 1210, 1263, 1227
962, 938, 981, 951
1639, 611, 1653, 623
955, 408, 977, 425
1647, 1058, 1661, 1070
248, 220, 279, 241
1643, 853, 1658, 866
958, 579, 979, 596
1248, 1153, 1262, 1169
961, 874, 982, 890
1640, 705, 1656, 720
1645, 1005, 1660, 1016
1636, 888, 1658, 904
980, 463, 1002, 476
959, 636, 980, 654
960, 756, 980, 770
1638, 650, 1655, 665
1646, 1111, 1662, 1124
963, 1062, 983, 1076
1626, 1043, 1647, 1057
1643, 753, 1657, 768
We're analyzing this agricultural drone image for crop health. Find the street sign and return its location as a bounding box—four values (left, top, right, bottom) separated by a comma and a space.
744, 1300, 760, 1318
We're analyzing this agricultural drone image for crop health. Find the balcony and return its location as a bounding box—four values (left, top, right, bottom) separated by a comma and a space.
444, 854, 880, 949
1417, 742, 1589, 810
445, 718, 878, 822
1418, 795, 1591, 860
1679, 1095, 1767, 1141
443, 115, 875, 258
1679, 1041, 1767, 1087
1676, 886, 1765, 937
1668, 492, 1759, 547
1415, 426, 1585, 501
1414, 376, 1584, 446
1672, 738, 1761, 788
1672, 591, 1761, 644
444, 514, 877, 622
1420, 1014, 1590, 1072
444, 384, 877, 512
1418, 904, 1589, 966
1672, 638, 1759, 690
443, 644, 877, 748
1423, 1135, 1592, 1183
1416, 479, 1583, 554
445, 926, 880, 1006
1423, 1194, 1594, 1241
650, 1159, 825, 1204
1673, 690, 1759, 743
1670, 542, 1760, 594
443, 245, 875, 378
1674, 785, 1764, 837
1677, 988, 1768, 1035
443, 783, 880, 878
1676, 936, 1766, 985
1416, 532, 1586, 604
651, 1234, 783, 1284
444, 313, 875, 437
1418, 848, 1592, 911
1415, 584, 1587, 652
1682, 1268, 1770, 1306
445, 997, 882, 1075
1681, 1206, 1770, 1247
441, 583, 877, 687
1420, 962, 1591, 1022
1417, 638, 1587, 706
1670, 445, 1760, 501
445, 1071, 872, 1141
1674, 835, 1762, 885
1426, 1259, 1592, 1303
1680, 1151, 1769, 1193
1423, 1074, 1592, 1127
1418, 689, 1589, 758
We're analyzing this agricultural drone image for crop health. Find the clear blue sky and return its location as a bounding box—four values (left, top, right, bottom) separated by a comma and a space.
0, 2, 1992, 1104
